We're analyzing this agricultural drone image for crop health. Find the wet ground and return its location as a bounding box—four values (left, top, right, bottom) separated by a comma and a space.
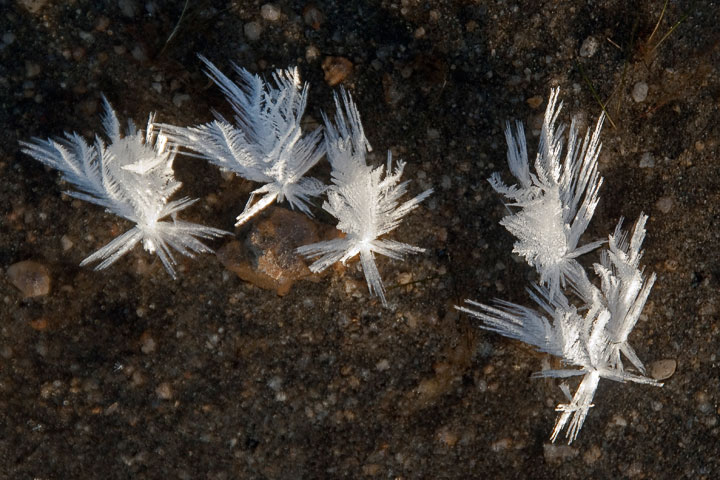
1, 0, 719, 478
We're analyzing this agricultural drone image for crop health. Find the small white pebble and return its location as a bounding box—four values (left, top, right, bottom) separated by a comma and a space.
632, 82, 648, 102
244, 21, 262, 41
155, 382, 173, 400
260, 4, 281, 21
305, 45, 320, 62
60, 235, 74, 251
579, 36, 599, 57
375, 359, 390, 371
639, 152, 655, 168
118, 0, 138, 18
172, 93, 190, 107
656, 196, 673, 214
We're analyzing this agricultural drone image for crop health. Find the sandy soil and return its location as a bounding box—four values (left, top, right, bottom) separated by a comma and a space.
1, 1, 719, 478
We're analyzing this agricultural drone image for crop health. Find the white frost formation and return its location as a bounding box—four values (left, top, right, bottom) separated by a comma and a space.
160, 56, 326, 226
297, 91, 433, 306
21, 97, 227, 278
489, 87, 605, 299
457, 90, 661, 444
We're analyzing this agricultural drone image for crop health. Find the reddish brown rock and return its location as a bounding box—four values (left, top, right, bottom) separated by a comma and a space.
322, 56, 353, 87
217, 207, 334, 295
7, 260, 51, 298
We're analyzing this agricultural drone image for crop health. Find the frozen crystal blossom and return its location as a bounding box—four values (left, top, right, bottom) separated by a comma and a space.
457, 88, 661, 443
160, 56, 326, 226
297, 91, 433, 306
20, 96, 228, 278
489, 88, 605, 298
586, 214, 657, 374
457, 215, 661, 443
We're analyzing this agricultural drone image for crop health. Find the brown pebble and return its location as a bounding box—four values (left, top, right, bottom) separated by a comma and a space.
543, 443, 578, 464
583, 444, 602, 464
156, 382, 173, 400
25, 61, 42, 78
95, 16, 110, 31
656, 196, 673, 214
438, 428, 459, 447
18, 0, 48, 14
649, 359, 676, 380
303, 3, 324, 30
362, 464, 381, 476
217, 207, 333, 295
322, 56, 353, 87
526, 95, 544, 109
139, 331, 156, 354
7, 260, 51, 298
72, 46, 87, 62
29, 318, 49, 331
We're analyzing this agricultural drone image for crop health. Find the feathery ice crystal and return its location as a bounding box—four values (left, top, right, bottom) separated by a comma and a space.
20, 97, 227, 278
160, 56, 326, 227
457, 89, 661, 443
489, 88, 605, 298
457, 215, 660, 443
297, 91, 433, 306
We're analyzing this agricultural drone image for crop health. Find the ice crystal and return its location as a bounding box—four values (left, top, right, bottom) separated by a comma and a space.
160, 56, 326, 226
20, 96, 227, 278
457, 88, 660, 443
489, 88, 605, 298
457, 213, 661, 444
587, 214, 657, 374
297, 91, 432, 306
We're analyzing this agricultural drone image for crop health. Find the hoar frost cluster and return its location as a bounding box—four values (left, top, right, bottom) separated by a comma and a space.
20, 97, 228, 278
457, 88, 661, 444
160, 55, 326, 227
19, 55, 662, 443
21, 59, 431, 307
296, 91, 433, 306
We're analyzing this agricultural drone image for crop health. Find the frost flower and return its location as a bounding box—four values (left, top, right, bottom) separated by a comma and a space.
489, 88, 605, 298
297, 91, 432, 306
587, 214, 657, 374
457, 213, 661, 444
457, 279, 660, 444
20, 96, 228, 278
160, 56, 326, 226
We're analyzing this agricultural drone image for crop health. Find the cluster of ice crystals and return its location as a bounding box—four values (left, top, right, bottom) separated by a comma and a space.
457, 90, 661, 444
489, 88, 605, 298
160, 56, 326, 227
297, 91, 432, 306
21, 97, 228, 278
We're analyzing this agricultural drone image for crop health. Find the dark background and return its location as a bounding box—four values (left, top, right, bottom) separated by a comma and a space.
1, 0, 718, 478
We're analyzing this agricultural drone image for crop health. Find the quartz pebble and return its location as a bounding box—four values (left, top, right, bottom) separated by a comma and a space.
261, 4, 281, 22
632, 82, 648, 103
649, 359, 677, 380
579, 36, 599, 57
244, 21, 262, 41
656, 196, 673, 214
7, 260, 51, 298
543, 443, 578, 464
639, 152, 655, 168
155, 382, 173, 400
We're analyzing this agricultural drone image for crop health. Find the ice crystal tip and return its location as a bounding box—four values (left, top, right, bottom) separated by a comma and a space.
20, 96, 228, 278
297, 91, 432, 307
490, 87, 605, 298
158, 56, 326, 227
